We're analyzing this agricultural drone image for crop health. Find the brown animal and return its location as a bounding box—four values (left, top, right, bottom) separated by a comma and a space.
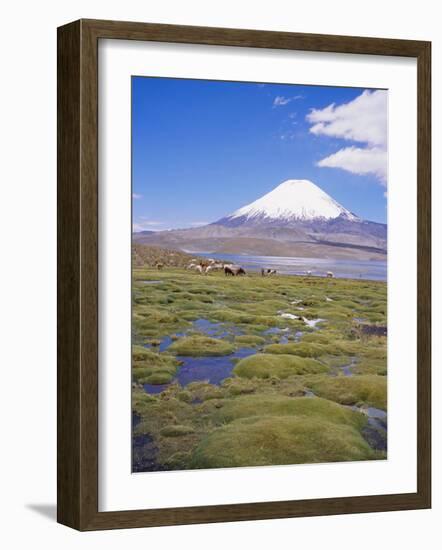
156, 262, 164, 270
224, 265, 246, 276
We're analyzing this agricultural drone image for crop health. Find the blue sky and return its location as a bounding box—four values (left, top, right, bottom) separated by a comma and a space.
132, 77, 387, 231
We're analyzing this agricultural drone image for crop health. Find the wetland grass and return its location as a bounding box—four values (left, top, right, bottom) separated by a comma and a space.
132, 267, 387, 470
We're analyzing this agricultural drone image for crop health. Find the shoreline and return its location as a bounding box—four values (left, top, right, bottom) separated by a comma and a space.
198, 252, 387, 282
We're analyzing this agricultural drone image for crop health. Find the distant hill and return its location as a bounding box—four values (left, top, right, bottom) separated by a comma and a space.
132, 243, 205, 268
133, 179, 387, 260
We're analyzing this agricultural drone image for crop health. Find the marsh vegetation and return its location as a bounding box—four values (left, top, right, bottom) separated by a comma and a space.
132, 263, 387, 472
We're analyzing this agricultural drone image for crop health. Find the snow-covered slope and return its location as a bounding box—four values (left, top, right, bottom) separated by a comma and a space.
224, 179, 358, 223
134, 178, 387, 259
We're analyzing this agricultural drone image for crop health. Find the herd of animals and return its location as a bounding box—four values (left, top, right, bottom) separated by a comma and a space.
154, 258, 335, 278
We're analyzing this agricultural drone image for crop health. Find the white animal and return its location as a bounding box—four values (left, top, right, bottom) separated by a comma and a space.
205, 263, 224, 274
279, 313, 299, 320
187, 263, 197, 270
194, 265, 204, 274
302, 317, 325, 328
326, 271, 334, 278
325, 296, 333, 302
307, 270, 312, 276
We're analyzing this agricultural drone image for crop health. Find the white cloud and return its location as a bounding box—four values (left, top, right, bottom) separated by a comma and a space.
317, 146, 387, 184
132, 193, 143, 199
279, 131, 297, 141
273, 95, 303, 107
273, 96, 291, 106
307, 90, 388, 183
307, 90, 387, 146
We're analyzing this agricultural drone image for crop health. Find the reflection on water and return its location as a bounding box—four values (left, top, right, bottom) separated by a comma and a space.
136, 312, 387, 455
200, 253, 387, 281
176, 347, 256, 386
143, 347, 256, 394
143, 382, 171, 394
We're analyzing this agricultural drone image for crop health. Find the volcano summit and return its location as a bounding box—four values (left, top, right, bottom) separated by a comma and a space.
134, 179, 387, 260
216, 179, 359, 226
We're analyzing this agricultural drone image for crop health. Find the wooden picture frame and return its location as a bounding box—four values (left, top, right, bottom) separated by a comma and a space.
57, 18, 431, 530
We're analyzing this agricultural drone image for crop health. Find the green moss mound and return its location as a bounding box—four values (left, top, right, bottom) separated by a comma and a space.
214, 395, 366, 430
134, 307, 179, 325
143, 371, 175, 385
318, 355, 353, 368
160, 425, 195, 437
132, 346, 179, 368
233, 353, 328, 379
264, 339, 371, 357
132, 345, 154, 361
168, 336, 235, 356
132, 366, 176, 384
264, 342, 327, 357
301, 332, 334, 345
234, 335, 266, 347
353, 358, 387, 376
210, 309, 257, 324
309, 375, 387, 410
132, 390, 157, 415
191, 415, 375, 468
185, 381, 224, 401
222, 378, 257, 396
132, 346, 180, 383
131, 264, 388, 470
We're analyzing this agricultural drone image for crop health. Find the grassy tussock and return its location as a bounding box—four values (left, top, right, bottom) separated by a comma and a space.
213, 395, 367, 429
191, 415, 376, 469
308, 374, 387, 410
132, 346, 180, 384
168, 335, 235, 356
131, 264, 387, 470
264, 342, 328, 357
234, 335, 266, 346
160, 425, 195, 437
233, 353, 328, 379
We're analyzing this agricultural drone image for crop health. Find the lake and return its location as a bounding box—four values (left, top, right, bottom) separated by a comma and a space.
200, 253, 387, 281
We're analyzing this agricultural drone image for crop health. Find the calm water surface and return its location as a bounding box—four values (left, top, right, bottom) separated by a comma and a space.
200, 253, 387, 281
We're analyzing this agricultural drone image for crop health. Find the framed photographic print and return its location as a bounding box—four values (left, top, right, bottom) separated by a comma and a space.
57, 19, 431, 530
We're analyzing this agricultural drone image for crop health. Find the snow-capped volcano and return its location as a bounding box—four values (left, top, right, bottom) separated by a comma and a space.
224, 179, 359, 224
134, 178, 387, 260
